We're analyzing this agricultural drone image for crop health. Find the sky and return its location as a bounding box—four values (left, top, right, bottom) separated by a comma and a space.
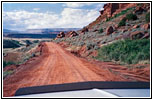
3, 3, 105, 30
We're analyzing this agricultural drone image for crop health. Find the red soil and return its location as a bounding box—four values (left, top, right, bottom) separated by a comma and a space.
3, 42, 150, 97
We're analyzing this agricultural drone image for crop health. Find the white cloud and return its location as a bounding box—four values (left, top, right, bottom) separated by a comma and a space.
33, 8, 40, 11
57, 8, 99, 28
3, 8, 100, 30
63, 3, 93, 8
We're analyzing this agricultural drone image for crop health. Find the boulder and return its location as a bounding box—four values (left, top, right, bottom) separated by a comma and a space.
141, 33, 150, 39
130, 31, 144, 40
66, 31, 78, 38
142, 23, 150, 30
93, 29, 98, 32
133, 25, 139, 29
81, 27, 88, 33
106, 26, 114, 35
56, 32, 65, 38
121, 29, 128, 33
134, 7, 144, 14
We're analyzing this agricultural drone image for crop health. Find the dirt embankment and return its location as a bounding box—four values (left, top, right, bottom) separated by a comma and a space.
3, 42, 150, 97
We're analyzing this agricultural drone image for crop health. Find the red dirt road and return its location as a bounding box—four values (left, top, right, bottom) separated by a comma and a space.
3, 42, 148, 97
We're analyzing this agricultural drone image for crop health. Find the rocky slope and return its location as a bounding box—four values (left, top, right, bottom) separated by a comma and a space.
54, 3, 150, 58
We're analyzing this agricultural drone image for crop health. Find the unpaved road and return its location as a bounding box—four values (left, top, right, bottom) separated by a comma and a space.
3, 42, 143, 97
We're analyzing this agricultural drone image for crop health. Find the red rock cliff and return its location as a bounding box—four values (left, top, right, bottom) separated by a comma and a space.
87, 3, 137, 29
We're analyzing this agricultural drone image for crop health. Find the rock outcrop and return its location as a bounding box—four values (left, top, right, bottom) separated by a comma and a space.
66, 31, 78, 38
142, 23, 150, 30
130, 31, 144, 40
56, 32, 65, 38
87, 3, 137, 29
106, 26, 114, 35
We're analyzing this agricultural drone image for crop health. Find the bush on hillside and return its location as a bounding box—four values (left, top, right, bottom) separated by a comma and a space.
118, 18, 126, 27
3, 61, 15, 68
98, 28, 103, 33
33, 40, 39, 43
3, 39, 21, 48
126, 13, 137, 20
96, 39, 150, 64
145, 12, 150, 22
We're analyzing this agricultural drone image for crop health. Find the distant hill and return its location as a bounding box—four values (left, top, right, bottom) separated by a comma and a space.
22, 28, 81, 34
3, 28, 81, 34
3, 29, 19, 34
3, 28, 80, 38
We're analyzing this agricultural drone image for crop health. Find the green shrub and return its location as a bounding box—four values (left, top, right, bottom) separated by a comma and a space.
145, 12, 150, 22
98, 28, 103, 33
126, 13, 137, 20
3, 70, 13, 79
33, 40, 39, 43
96, 39, 150, 64
3, 61, 15, 68
118, 18, 126, 27
24, 40, 33, 45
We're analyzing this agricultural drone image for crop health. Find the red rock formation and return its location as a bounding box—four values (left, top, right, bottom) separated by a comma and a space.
66, 31, 78, 38
87, 3, 137, 29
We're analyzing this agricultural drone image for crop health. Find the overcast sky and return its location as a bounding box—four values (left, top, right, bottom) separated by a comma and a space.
3, 3, 105, 30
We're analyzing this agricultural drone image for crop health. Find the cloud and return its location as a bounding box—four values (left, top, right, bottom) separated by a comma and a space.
63, 3, 93, 8
33, 8, 40, 11
3, 8, 100, 30
57, 8, 99, 28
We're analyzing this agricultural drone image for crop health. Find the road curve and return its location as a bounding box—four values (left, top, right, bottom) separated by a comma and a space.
3, 42, 125, 97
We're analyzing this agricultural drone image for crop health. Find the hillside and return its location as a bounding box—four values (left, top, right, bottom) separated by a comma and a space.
54, 3, 150, 64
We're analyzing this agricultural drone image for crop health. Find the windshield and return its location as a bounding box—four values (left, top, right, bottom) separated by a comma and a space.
2, 2, 150, 98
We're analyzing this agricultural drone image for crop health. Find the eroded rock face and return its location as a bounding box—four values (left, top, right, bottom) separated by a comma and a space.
56, 32, 65, 38
87, 3, 137, 29
106, 26, 114, 35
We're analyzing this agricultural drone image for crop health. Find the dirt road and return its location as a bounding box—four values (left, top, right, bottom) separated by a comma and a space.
2, 42, 138, 97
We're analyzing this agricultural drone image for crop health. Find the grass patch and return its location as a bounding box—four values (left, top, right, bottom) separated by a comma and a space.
3, 61, 15, 68
96, 39, 150, 64
3, 70, 14, 79
118, 18, 126, 27
145, 12, 150, 23
126, 13, 137, 20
